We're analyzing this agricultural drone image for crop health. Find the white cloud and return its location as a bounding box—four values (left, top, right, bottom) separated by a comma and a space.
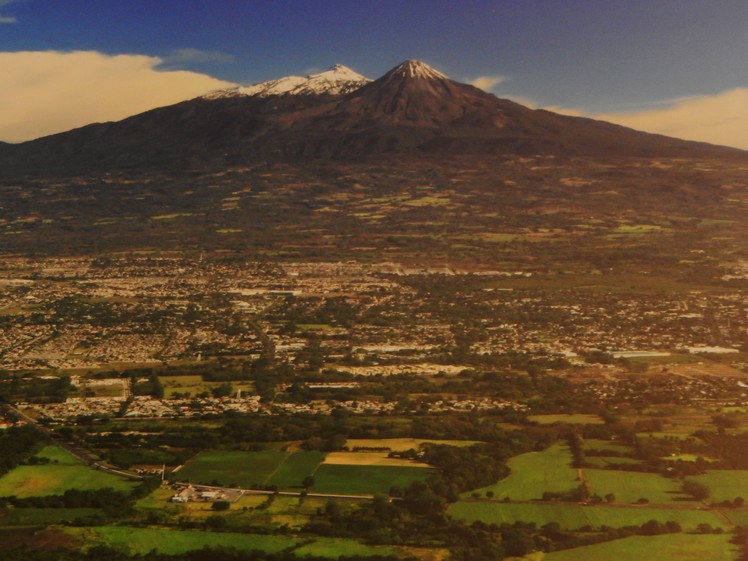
544, 89, 748, 151
596, 88, 748, 150
0, 50, 235, 142
469, 75, 507, 92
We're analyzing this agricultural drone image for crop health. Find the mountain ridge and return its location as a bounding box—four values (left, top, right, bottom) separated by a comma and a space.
0, 59, 744, 177
203, 64, 370, 99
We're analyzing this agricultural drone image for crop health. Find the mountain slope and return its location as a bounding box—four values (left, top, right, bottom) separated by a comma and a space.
0, 60, 744, 176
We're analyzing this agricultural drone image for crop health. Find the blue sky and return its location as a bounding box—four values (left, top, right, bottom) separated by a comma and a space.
1, 0, 748, 147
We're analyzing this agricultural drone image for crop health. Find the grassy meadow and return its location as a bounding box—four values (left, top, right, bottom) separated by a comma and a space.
583, 469, 692, 504
464, 444, 579, 501
448, 501, 730, 531
542, 534, 736, 561
0, 445, 136, 497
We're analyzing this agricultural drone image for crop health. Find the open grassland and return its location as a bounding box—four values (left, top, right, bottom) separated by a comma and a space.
66, 526, 297, 555
529, 414, 604, 425
0, 445, 135, 497
448, 501, 729, 531
584, 469, 691, 504
311, 464, 437, 495
323, 451, 431, 468
177, 450, 291, 487
542, 534, 736, 561
465, 444, 579, 501
688, 470, 748, 503
344, 438, 479, 451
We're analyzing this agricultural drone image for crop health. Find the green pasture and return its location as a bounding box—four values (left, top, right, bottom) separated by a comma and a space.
448, 501, 729, 531
67, 526, 296, 555
465, 444, 579, 501
177, 450, 433, 495
584, 469, 691, 504
177, 451, 291, 487
266, 451, 326, 489
542, 534, 735, 561
688, 470, 748, 503
311, 464, 436, 495
582, 507, 728, 531
449, 502, 589, 529
0, 446, 136, 498
721, 509, 748, 525
293, 538, 403, 558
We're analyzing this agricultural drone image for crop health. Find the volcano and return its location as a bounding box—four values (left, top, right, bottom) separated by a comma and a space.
0, 60, 743, 177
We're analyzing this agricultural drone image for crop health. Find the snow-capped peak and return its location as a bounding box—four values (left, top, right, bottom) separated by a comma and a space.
204, 64, 370, 100
390, 60, 449, 80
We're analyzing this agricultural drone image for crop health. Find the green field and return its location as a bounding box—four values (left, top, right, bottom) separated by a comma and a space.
528, 414, 604, 425
581, 507, 728, 531
177, 451, 292, 487
543, 534, 736, 561
449, 501, 589, 529
688, 470, 748, 503
448, 501, 729, 531
178, 450, 435, 495
293, 538, 403, 558
0, 445, 136, 498
266, 451, 327, 489
67, 526, 297, 555
584, 469, 691, 504
465, 444, 579, 501
721, 509, 748, 525
311, 464, 437, 495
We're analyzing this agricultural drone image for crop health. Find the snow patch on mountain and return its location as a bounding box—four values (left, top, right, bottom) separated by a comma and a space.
204, 65, 370, 99
389, 60, 449, 81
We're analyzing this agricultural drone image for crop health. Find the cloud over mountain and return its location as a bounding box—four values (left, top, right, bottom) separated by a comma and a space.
0, 50, 234, 142
548, 88, 748, 151
597, 88, 748, 150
